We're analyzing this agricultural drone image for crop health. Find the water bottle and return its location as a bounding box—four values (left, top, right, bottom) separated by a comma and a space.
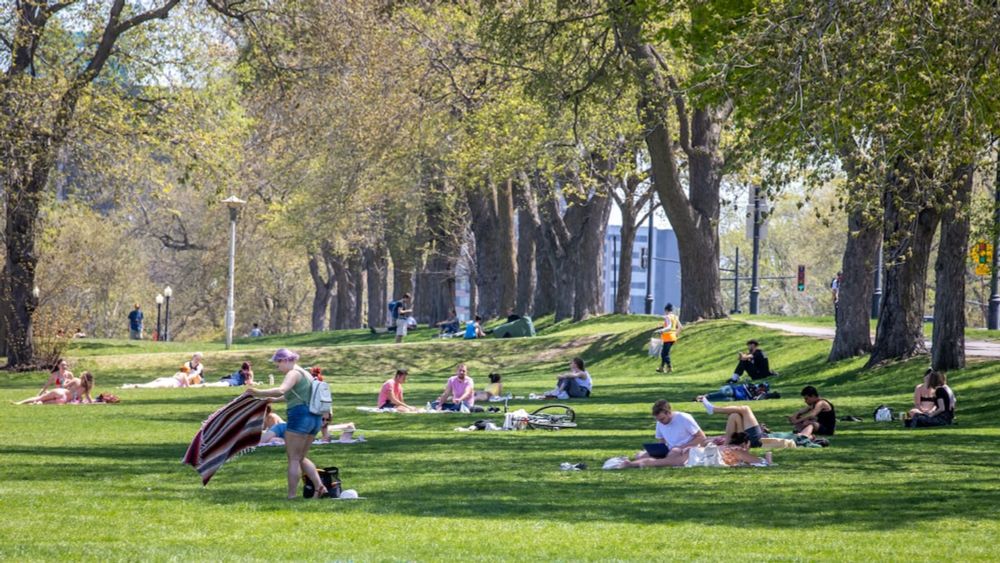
268, 374, 275, 385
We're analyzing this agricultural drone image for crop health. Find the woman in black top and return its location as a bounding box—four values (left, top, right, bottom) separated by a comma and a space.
909, 371, 955, 428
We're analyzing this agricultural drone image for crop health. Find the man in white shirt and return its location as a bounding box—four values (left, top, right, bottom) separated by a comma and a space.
642, 399, 706, 455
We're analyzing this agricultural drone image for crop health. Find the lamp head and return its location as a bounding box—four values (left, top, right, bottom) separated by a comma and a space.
164, 286, 173, 298
222, 195, 246, 209
155, 294, 164, 305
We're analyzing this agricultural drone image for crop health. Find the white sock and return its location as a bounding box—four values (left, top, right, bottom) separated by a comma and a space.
701, 398, 714, 415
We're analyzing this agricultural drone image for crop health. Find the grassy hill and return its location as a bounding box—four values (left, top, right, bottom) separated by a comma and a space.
1, 315, 998, 560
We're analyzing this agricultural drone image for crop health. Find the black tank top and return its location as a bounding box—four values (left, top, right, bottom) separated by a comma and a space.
816, 401, 836, 434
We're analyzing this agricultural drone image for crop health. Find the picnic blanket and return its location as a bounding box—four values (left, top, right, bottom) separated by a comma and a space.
258, 436, 365, 447
355, 406, 451, 414
182, 393, 269, 485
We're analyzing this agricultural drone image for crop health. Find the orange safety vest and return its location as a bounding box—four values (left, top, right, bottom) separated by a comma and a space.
661, 314, 679, 343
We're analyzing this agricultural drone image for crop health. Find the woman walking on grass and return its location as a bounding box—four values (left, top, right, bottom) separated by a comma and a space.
248, 348, 327, 499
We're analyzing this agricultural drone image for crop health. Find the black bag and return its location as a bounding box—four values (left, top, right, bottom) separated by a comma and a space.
303, 466, 342, 499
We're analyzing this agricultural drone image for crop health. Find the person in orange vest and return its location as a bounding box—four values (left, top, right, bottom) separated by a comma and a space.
656, 303, 682, 373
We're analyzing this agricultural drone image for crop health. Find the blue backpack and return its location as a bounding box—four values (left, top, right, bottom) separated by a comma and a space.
388, 301, 401, 319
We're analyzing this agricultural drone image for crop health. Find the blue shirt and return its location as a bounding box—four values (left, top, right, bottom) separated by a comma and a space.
222, 370, 246, 386
464, 321, 477, 339
128, 310, 143, 330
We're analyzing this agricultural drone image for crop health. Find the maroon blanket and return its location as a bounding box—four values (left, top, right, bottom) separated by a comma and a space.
182, 393, 268, 485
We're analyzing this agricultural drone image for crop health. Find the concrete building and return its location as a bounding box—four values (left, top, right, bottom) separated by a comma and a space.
603, 224, 681, 315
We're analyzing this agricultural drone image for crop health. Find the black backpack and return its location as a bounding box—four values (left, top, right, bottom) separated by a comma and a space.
303, 466, 342, 498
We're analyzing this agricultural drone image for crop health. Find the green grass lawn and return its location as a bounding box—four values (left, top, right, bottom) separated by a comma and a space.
2, 315, 999, 560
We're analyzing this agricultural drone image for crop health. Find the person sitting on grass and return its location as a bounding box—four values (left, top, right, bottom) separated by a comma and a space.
39, 359, 74, 395
378, 369, 417, 412
260, 404, 288, 443
730, 339, 777, 381
788, 385, 836, 438
201, 361, 255, 387
544, 358, 592, 399
433, 364, 475, 411
318, 412, 358, 442
475, 373, 504, 402
627, 399, 707, 464
908, 368, 938, 419
15, 372, 94, 405
464, 316, 486, 339
121, 365, 201, 389
183, 352, 206, 381
906, 370, 956, 428
436, 310, 461, 337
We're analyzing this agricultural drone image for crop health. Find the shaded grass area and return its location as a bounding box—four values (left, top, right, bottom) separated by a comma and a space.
2, 315, 999, 560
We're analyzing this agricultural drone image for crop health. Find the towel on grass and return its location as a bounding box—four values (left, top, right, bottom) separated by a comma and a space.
257, 437, 365, 447
355, 406, 449, 414
182, 393, 269, 485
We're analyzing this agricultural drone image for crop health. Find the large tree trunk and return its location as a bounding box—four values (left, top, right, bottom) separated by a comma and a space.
537, 175, 576, 321
468, 179, 517, 319
868, 167, 941, 367
307, 250, 335, 332
515, 186, 537, 316
615, 204, 640, 314
332, 253, 363, 330
414, 175, 461, 325
932, 165, 973, 371
387, 227, 417, 300
572, 191, 613, 321
829, 208, 881, 361
617, 15, 728, 323
364, 244, 388, 329
2, 179, 42, 367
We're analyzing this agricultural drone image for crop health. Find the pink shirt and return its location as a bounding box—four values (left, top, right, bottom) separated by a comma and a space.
446, 375, 475, 406
378, 379, 402, 407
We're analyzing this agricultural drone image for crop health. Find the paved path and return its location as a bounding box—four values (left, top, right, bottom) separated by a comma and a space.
743, 320, 1000, 359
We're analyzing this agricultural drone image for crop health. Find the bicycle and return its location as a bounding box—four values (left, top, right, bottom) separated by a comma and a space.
525, 404, 577, 430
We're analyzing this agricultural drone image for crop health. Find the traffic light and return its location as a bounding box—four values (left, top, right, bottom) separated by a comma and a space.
797, 265, 806, 291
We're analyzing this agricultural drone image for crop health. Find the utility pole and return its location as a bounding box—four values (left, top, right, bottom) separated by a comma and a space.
990, 151, 1000, 329
644, 203, 655, 314
749, 186, 762, 315
732, 247, 741, 314
612, 234, 618, 311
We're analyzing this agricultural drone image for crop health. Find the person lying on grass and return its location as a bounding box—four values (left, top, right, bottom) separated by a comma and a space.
121, 365, 202, 389
694, 397, 790, 448
475, 373, 504, 402
788, 385, 836, 438
541, 358, 592, 399
377, 369, 417, 411
629, 399, 707, 463
15, 372, 94, 404
261, 406, 357, 444
432, 364, 475, 411
617, 435, 771, 468
200, 361, 255, 388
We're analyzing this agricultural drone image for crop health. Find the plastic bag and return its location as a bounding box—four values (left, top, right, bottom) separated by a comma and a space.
648, 337, 663, 357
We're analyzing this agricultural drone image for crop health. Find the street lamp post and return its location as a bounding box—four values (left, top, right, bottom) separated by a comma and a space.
749, 186, 762, 315
644, 202, 655, 315
155, 294, 163, 341
989, 155, 1000, 329
223, 195, 246, 349
163, 286, 172, 342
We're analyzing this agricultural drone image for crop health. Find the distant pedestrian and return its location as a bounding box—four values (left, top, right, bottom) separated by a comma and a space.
392, 293, 413, 344
128, 304, 144, 340
249, 323, 264, 337
656, 303, 682, 373
831, 272, 842, 311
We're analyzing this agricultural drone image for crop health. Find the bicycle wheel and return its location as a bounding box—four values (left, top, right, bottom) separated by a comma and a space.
527, 404, 577, 429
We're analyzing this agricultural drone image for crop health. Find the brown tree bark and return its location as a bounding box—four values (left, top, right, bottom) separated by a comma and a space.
414, 175, 462, 326
467, 179, 517, 319
616, 12, 728, 323
514, 183, 537, 316
387, 229, 416, 300
572, 191, 613, 321
610, 171, 654, 315
828, 209, 881, 361
932, 165, 973, 371
308, 248, 335, 332
364, 244, 388, 329
867, 167, 941, 367
332, 252, 363, 330
829, 154, 881, 361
